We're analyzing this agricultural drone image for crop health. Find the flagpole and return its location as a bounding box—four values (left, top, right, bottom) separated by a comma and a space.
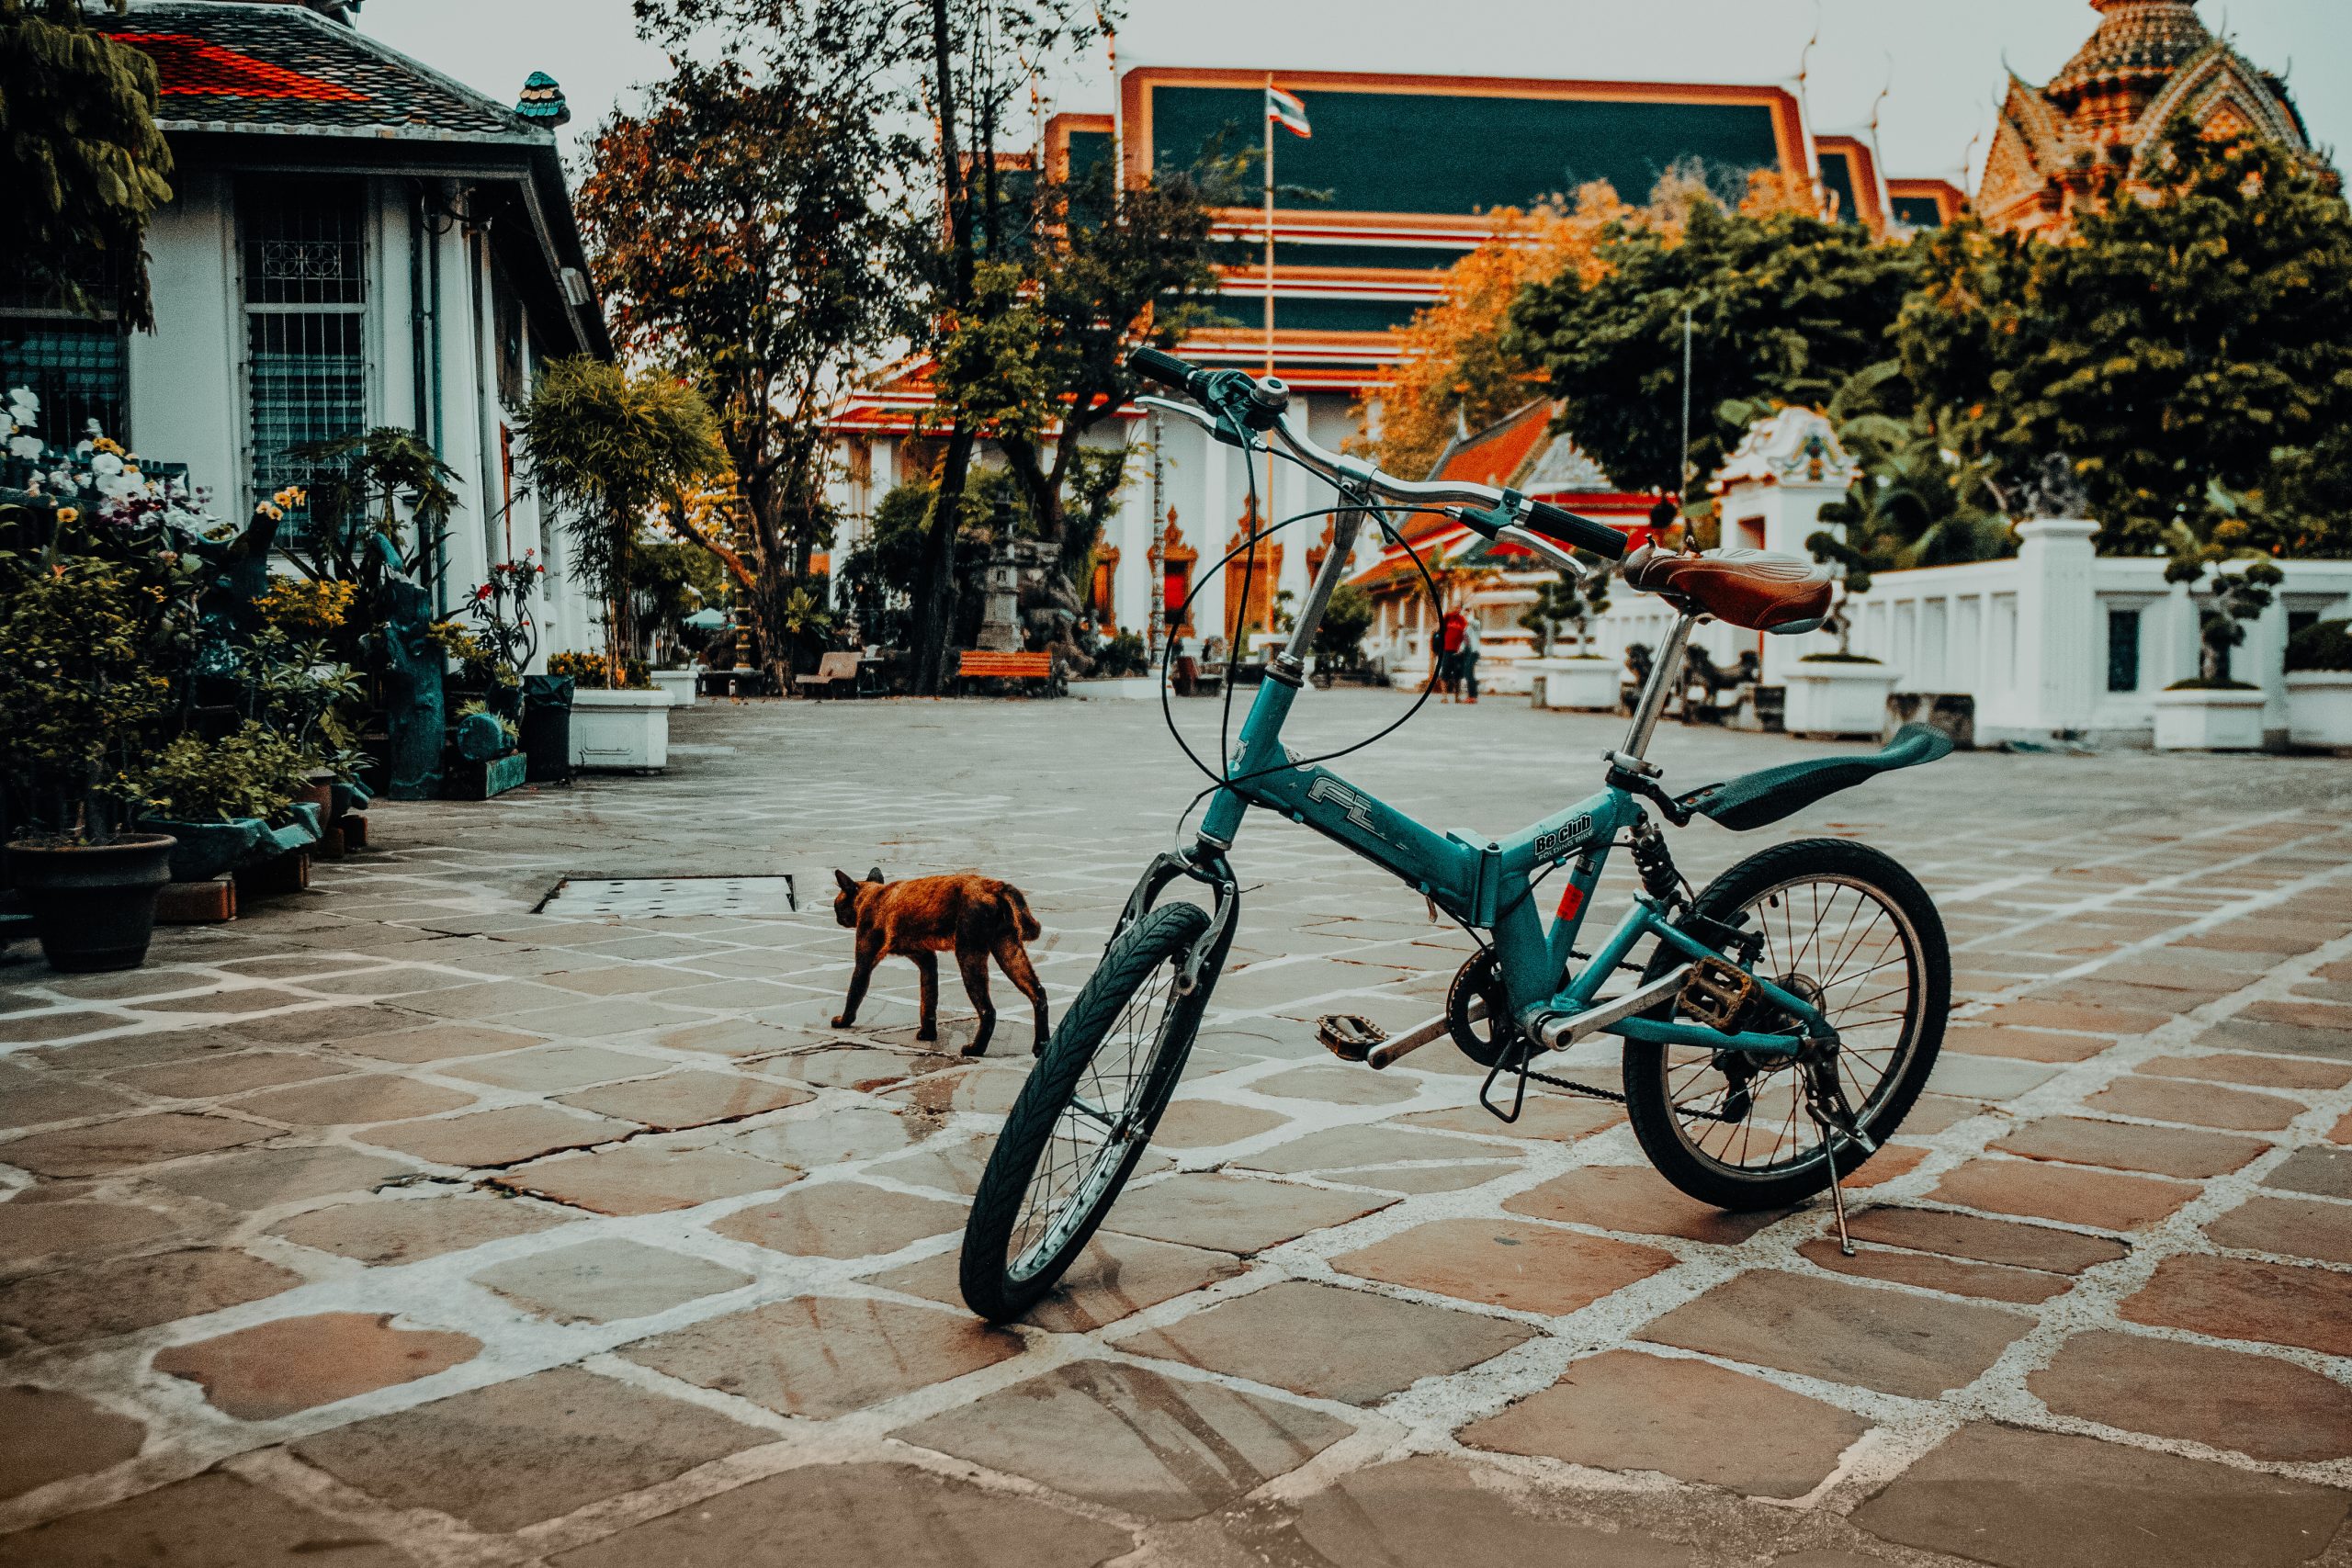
1263, 73, 1276, 385
1261, 73, 1277, 636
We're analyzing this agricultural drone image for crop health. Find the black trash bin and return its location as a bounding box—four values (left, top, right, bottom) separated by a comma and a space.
521, 674, 574, 784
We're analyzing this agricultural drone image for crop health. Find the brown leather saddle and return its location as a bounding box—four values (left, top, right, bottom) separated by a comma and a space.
1621, 545, 1833, 632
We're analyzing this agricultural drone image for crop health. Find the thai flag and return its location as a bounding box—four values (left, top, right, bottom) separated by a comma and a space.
1266, 85, 1310, 139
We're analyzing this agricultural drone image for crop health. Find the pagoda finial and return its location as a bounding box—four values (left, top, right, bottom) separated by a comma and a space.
515, 71, 571, 129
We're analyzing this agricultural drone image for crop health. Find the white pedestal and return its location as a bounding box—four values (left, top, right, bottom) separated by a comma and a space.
650, 668, 698, 707
1783, 661, 1897, 739
2153, 687, 2266, 751
2284, 671, 2352, 750
1531, 657, 1621, 711
572, 688, 673, 771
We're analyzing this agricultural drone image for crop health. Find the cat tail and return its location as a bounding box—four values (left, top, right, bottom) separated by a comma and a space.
1003, 886, 1042, 942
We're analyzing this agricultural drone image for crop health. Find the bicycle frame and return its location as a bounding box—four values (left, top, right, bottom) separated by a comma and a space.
1186, 492, 1830, 1061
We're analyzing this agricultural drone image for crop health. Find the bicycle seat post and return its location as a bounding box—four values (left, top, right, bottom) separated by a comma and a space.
1616, 610, 1699, 769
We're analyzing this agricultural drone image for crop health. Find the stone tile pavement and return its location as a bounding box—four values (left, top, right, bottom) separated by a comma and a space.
3, 691, 2352, 1566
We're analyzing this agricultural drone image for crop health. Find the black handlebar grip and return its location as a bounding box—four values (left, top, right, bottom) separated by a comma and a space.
1520, 499, 1630, 561
1128, 346, 1204, 398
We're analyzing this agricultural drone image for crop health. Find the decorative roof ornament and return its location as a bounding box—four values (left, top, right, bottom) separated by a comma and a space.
1517, 434, 1616, 495
2048, 0, 2212, 106
515, 71, 570, 129
1711, 407, 1858, 493
1976, 0, 2318, 235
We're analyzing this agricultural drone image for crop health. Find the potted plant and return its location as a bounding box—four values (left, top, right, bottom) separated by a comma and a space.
551, 650, 671, 772
278, 429, 461, 801
131, 722, 322, 883
514, 359, 718, 721
0, 552, 181, 970
2285, 619, 2352, 752
1786, 529, 1897, 738
1520, 558, 1618, 710
2154, 547, 2280, 752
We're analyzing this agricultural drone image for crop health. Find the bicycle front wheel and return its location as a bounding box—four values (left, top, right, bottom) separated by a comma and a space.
959, 900, 1213, 1322
1623, 838, 1948, 1212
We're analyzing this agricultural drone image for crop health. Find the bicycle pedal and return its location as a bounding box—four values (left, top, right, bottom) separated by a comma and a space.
1678, 955, 1757, 1031
1317, 1013, 1386, 1063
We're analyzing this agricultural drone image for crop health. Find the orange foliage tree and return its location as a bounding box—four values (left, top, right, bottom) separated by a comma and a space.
1356, 167, 1825, 485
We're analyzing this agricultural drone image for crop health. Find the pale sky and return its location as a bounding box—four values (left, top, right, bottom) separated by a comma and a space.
365, 0, 2350, 191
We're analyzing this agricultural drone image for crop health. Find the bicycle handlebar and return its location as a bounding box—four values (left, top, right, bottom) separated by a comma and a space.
1129, 346, 1211, 400
1125, 346, 1627, 562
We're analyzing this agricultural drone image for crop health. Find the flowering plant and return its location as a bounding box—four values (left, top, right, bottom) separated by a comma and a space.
459, 550, 547, 678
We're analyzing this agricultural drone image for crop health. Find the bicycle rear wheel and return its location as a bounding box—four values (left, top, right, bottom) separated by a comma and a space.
959, 900, 1213, 1322
1623, 838, 1947, 1212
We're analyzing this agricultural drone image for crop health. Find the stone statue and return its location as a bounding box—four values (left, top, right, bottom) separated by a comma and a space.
373, 534, 444, 800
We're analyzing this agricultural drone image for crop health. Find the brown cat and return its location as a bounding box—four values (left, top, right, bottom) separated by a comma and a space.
831, 868, 1050, 1056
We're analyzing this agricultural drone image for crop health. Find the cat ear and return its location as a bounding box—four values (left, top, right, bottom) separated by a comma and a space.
833, 869, 858, 894
865, 866, 884, 884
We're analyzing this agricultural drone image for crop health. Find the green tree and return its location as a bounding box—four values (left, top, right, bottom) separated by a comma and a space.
1519, 558, 1613, 656
934, 152, 1235, 604
578, 3, 922, 681
514, 358, 723, 679
1509, 197, 1916, 503
901, 0, 1120, 694
1, 0, 174, 329
1899, 119, 2352, 559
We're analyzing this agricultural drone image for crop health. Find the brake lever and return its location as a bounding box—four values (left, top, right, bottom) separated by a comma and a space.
1498, 525, 1589, 581
1135, 395, 1247, 450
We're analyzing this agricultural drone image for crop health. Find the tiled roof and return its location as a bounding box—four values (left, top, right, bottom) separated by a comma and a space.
1430, 400, 1551, 490
101, 1, 539, 143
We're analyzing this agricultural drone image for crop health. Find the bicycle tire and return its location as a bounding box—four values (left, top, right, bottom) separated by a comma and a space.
959, 900, 1214, 1322
1623, 838, 1948, 1212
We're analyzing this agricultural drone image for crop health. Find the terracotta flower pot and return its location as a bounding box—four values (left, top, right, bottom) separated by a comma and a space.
6, 833, 177, 973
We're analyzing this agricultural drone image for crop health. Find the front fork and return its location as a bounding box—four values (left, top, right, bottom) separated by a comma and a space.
1111, 846, 1239, 1000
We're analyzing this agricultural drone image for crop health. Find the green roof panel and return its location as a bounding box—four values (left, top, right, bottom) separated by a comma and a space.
1818, 148, 1862, 226
1147, 85, 1783, 213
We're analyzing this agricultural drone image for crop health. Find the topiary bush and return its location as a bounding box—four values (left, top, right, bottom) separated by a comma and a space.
2286, 619, 2352, 674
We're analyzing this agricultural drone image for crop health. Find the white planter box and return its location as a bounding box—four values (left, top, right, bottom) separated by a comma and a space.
2284, 671, 2352, 750
650, 668, 698, 707
571, 688, 673, 771
1783, 661, 1897, 739
1070, 675, 1162, 700
2153, 686, 2266, 751
1530, 657, 1621, 711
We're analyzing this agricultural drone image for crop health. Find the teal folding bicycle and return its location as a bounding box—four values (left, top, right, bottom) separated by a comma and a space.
959, 348, 1954, 1322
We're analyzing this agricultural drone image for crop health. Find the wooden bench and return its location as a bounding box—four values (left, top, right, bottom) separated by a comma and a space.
956, 649, 1063, 696
793, 651, 863, 699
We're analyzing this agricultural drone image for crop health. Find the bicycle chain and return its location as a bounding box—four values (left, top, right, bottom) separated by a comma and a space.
1496, 1053, 1745, 1123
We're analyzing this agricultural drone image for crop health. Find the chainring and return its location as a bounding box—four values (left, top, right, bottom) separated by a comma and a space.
1447, 949, 1526, 1069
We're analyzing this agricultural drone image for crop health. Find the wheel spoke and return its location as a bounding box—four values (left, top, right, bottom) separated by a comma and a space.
1661, 871, 1924, 1181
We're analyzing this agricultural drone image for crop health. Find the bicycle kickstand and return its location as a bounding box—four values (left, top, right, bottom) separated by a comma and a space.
1801, 1047, 1871, 1258
1812, 1105, 1857, 1258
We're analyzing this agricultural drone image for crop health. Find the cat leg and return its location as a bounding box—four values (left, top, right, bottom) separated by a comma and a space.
956, 945, 997, 1057
995, 937, 1050, 1055
832, 936, 882, 1027
912, 950, 940, 1043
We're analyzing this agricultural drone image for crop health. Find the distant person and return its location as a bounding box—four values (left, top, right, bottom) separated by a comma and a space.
1437, 606, 1467, 702
1171, 631, 1199, 696
1457, 610, 1481, 705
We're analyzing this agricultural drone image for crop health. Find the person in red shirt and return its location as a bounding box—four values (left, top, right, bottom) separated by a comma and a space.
1437, 606, 1467, 702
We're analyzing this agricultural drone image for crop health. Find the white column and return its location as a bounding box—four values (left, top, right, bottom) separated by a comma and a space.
1113, 438, 1151, 636
126, 172, 239, 503
2012, 517, 2101, 737
1192, 424, 1227, 646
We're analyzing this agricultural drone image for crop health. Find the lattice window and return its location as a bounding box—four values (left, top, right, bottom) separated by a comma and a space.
241, 182, 367, 514
2107, 607, 2141, 694
0, 321, 126, 450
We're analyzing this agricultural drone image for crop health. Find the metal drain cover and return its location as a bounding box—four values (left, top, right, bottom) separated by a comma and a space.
548, 874, 797, 918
